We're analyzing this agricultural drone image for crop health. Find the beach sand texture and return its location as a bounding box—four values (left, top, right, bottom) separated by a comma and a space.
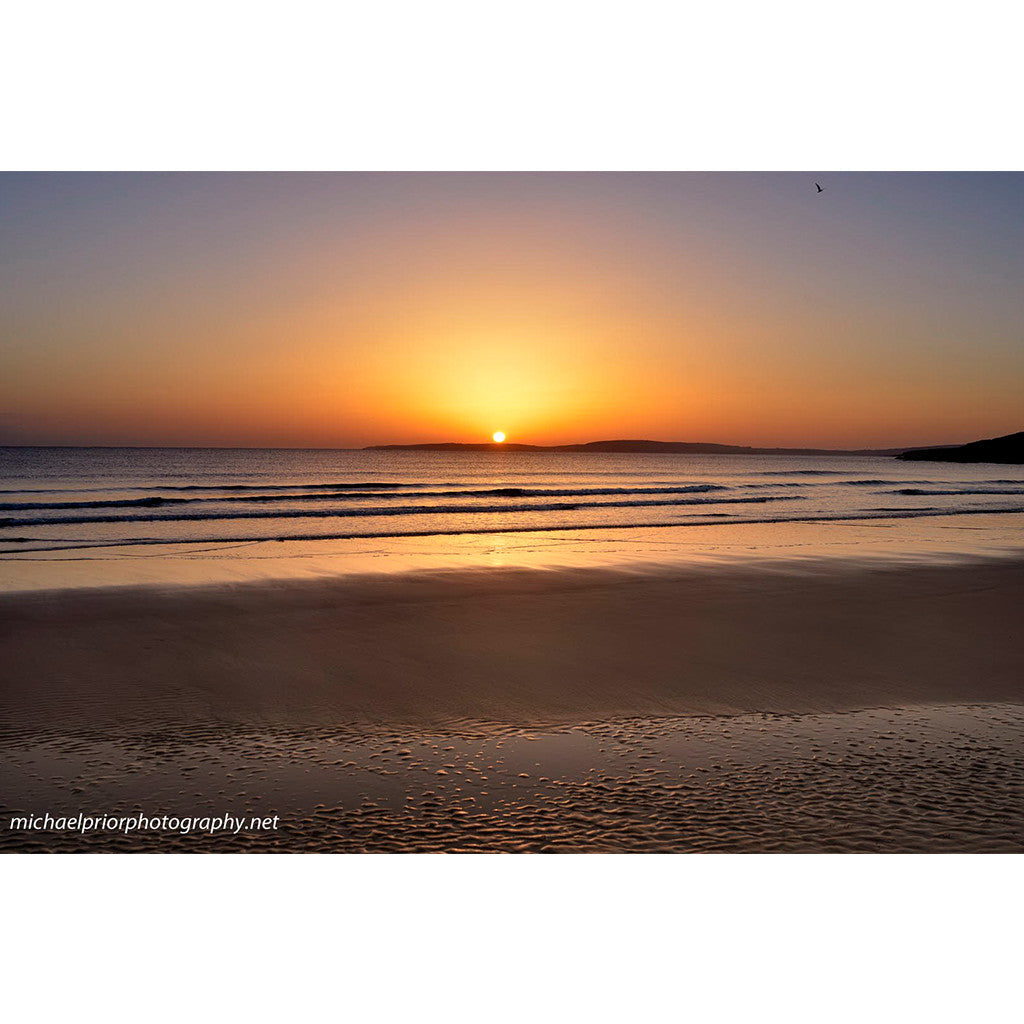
3, 556, 1023, 852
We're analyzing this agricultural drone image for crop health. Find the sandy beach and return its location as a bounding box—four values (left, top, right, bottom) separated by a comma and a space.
3, 556, 1024, 730
3, 552, 1023, 852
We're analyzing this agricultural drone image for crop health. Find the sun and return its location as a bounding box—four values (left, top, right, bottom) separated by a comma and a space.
492, 431, 506, 443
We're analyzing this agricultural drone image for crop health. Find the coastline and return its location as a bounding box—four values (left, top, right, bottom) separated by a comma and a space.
4, 510, 1024, 594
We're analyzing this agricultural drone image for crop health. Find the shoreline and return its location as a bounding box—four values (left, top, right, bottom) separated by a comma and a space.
3, 510, 1024, 595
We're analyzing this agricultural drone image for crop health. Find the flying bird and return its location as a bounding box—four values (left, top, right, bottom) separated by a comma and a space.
815, 181, 824, 193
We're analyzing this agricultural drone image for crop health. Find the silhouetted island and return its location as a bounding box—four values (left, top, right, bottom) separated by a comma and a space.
896, 430, 1024, 464
365, 439, 911, 455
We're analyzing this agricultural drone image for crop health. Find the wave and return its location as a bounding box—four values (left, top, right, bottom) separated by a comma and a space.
15, 477, 1015, 507
842, 479, 915, 486
747, 470, 847, 477
0, 483, 730, 513
887, 488, 1024, 496
834, 478, 994, 487
0, 481, 420, 496
0, 493, 797, 529
4, 504, 1024, 556
738, 482, 809, 489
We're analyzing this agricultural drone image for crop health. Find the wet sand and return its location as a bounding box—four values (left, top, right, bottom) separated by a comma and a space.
6, 704, 1022, 852
2, 555, 1023, 852
3, 557, 1024, 729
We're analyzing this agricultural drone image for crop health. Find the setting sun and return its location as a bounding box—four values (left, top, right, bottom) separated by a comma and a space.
492, 431, 506, 443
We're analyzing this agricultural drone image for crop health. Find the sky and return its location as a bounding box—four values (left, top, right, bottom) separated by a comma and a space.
1, 172, 1022, 449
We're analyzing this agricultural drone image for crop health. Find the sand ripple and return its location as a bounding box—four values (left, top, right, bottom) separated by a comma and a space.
3, 703, 1022, 852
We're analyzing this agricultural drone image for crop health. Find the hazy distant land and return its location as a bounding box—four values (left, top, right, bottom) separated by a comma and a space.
366, 438, 914, 455
369, 431, 1024, 462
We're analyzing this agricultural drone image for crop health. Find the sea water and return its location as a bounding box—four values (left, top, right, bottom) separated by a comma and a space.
2, 446, 1024, 556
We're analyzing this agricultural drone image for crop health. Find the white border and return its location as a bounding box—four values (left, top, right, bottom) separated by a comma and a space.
3, 1, 1023, 170
2, 2, 1020, 1019
3, 855, 1020, 1022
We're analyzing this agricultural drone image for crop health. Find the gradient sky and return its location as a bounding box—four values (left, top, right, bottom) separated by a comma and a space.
1, 172, 1022, 448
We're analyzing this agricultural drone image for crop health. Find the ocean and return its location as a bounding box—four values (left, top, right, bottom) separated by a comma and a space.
3, 446, 1024, 557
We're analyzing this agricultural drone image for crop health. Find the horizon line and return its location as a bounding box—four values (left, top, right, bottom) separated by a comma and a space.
0, 435, 977, 452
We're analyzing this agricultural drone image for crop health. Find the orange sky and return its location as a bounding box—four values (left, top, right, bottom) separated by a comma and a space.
2, 173, 1022, 448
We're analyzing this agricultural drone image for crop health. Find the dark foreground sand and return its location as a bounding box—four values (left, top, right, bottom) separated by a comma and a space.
2, 557, 1023, 852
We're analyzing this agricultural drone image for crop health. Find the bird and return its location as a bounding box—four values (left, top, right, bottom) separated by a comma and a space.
815, 181, 824, 194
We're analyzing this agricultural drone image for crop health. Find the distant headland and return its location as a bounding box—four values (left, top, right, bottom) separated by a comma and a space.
365, 439, 912, 456
367, 434, 1024, 461
896, 430, 1024, 464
